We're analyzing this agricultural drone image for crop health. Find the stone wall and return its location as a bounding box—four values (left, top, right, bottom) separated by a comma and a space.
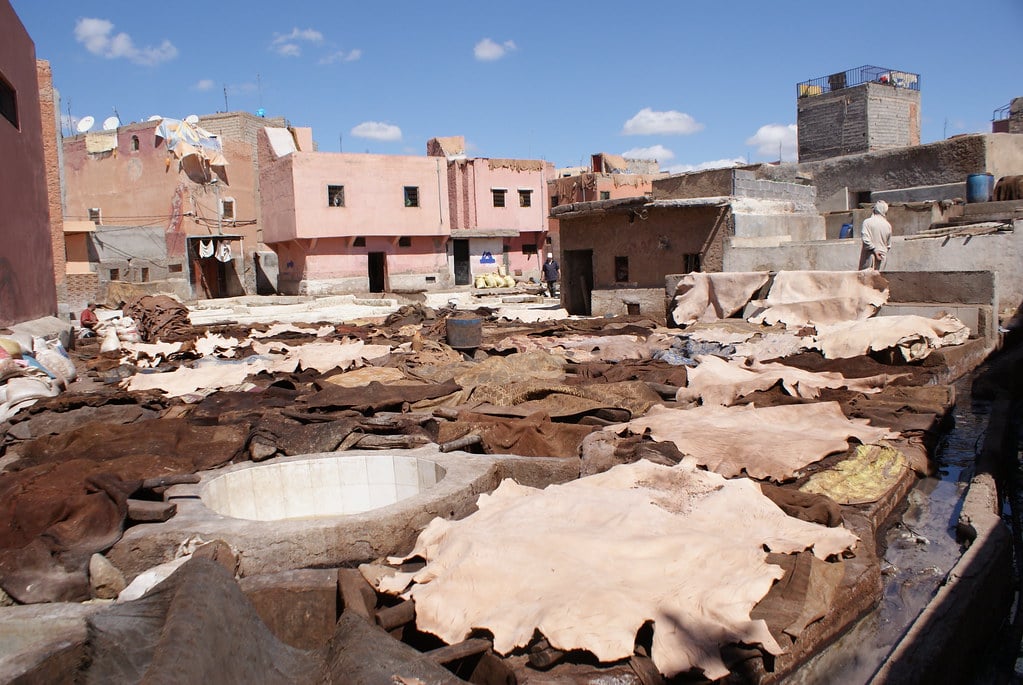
798, 86, 869, 162
797, 83, 920, 162
866, 84, 920, 150
723, 220, 1023, 318
732, 170, 817, 203
652, 167, 733, 200
760, 134, 1023, 210
590, 288, 667, 323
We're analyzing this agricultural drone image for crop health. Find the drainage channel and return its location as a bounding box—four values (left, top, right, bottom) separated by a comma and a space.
786, 372, 992, 684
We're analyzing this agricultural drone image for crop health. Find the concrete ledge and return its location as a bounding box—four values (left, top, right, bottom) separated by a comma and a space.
878, 303, 987, 339
0, 603, 103, 685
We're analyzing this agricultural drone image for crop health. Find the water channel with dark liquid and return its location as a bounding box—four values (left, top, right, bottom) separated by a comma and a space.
789, 373, 1000, 684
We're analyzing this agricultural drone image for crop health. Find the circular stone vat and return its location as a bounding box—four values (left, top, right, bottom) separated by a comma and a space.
202, 454, 447, 521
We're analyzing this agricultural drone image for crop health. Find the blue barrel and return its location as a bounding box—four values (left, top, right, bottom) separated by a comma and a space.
446, 317, 482, 349
839, 223, 854, 239
966, 173, 994, 203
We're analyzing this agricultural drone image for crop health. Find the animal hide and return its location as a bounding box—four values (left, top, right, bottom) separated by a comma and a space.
614, 402, 897, 480
380, 459, 858, 679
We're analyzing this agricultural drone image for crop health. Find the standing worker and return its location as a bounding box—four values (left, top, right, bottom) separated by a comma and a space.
859, 200, 892, 270
542, 252, 560, 298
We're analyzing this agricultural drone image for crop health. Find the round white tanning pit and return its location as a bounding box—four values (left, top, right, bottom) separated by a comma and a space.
202, 454, 446, 521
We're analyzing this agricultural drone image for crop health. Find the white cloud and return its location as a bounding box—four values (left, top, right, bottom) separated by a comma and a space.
621, 144, 675, 161
271, 27, 324, 57
745, 123, 798, 161
351, 121, 402, 142
194, 79, 215, 91
320, 48, 362, 65
474, 38, 517, 61
74, 18, 177, 66
622, 108, 703, 136
663, 157, 746, 174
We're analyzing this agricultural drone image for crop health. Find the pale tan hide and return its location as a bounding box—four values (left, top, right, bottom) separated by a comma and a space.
748, 271, 889, 326
250, 339, 392, 373
193, 332, 240, 358
615, 403, 897, 480
380, 459, 857, 679
322, 366, 410, 387
123, 361, 258, 397
732, 331, 812, 360
677, 355, 906, 406
248, 323, 333, 338
671, 271, 770, 326
492, 335, 657, 362
813, 315, 969, 361
122, 341, 183, 367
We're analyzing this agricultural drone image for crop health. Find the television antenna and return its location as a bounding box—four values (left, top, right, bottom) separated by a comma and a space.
185, 114, 199, 125
76, 115, 95, 133
102, 116, 120, 131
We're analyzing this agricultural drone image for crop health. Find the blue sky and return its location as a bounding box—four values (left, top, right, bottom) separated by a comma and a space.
11, 0, 1023, 171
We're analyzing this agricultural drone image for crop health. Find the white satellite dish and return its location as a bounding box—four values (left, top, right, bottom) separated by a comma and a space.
147, 115, 163, 122
185, 114, 199, 125
76, 115, 95, 133
102, 116, 120, 131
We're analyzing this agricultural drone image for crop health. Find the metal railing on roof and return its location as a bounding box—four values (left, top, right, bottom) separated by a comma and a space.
993, 102, 1011, 122
797, 65, 920, 98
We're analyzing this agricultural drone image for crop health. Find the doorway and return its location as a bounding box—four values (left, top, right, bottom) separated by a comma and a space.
564, 249, 593, 315
190, 238, 226, 299
453, 239, 470, 286
368, 252, 387, 293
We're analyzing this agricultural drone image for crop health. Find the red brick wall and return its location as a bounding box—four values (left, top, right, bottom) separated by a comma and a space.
38, 60, 65, 303
66, 273, 100, 313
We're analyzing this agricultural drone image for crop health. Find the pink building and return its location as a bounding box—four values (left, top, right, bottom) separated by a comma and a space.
260, 132, 553, 294
261, 130, 451, 294
62, 112, 286, 307
0, 1, 58, 326
433, 136, 553, 284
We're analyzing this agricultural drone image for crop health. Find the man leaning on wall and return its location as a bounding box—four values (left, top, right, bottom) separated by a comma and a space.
859, 200, 892, 271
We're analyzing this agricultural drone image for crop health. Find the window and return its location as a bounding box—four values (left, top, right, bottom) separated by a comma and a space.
109, 268, 120, 281
328, 185, 345, 207
88, 208, 101, 224
140, 267, 150, 282
220, 197, 235, 221
353, 236, 366, 247
169, 263, 183, 273
599, 191, 611, 201
521, 243, 537, 255
615, 256, 629, 282
518, 190, 532, 207
551, 195, 559, 207
0, 73, 17, 128
404, 186, 419, 207
130, 135, 139, 151
398, 236, 411, 247
684, 253, 701, 273
492, 189, 507, 208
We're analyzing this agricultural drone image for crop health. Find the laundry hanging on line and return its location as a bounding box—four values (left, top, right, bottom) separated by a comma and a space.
215, 241, 232, 263
198, 240, 214, 258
